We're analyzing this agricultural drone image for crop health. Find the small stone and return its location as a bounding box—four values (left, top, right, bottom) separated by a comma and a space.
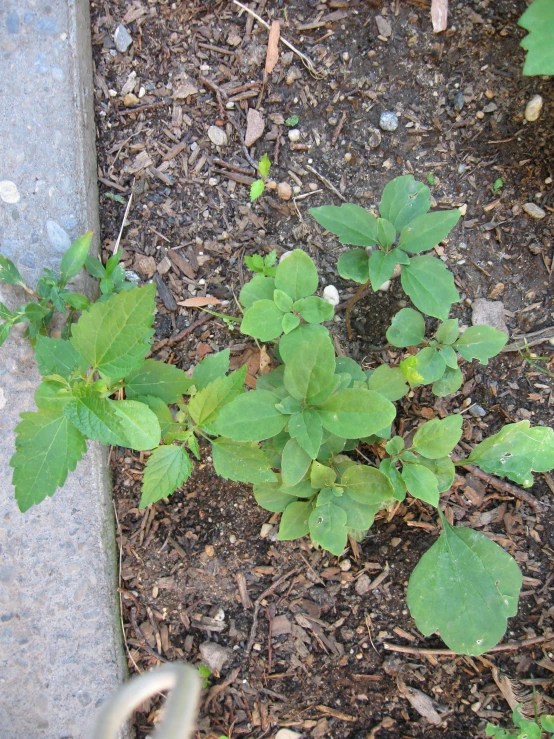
292, 185, 301, 195
275, 731, 302, 739
378, 279, 391, 292
323, 285, 340, 306
199, 641, 231, 674
124, 270, 141, 285
114, 24, 132, 53
288, 128, 301, 143
172, 80, 198, 99
522, 202, 546, 219
277, 182, 292, 200
476, 110, 485, 120
458, 163, 466, 174
0, 180, 20, 204
471, 298, 509, 337
308, 182, 318, 191
207, 125, 228, 147
528, 242, 543, 255
525, 94, 543, 122
340, 558, 352, 572
286, 66, 302, 85
379, 111, 399, 132
123, 93, 139, 106
375, 15, 392, 37
344, 152, 352, 163
355, 574, 371, 596
483, 102, 498, 113
367, 128, 382, 148
469, 404, 487, 418
260, 523, 273, 538
265, 180, 277, 190
244, 108, 265, 147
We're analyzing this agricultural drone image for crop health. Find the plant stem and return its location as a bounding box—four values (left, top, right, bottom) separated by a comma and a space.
345, 279, 371, 340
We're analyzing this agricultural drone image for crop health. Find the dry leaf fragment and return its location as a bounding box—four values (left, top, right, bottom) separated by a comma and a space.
396, 678, 446, 726
244, 108, 265, 148
178, 296, 222, 307
491, 666, 539, 719
265, 20, 280, 74
431, 0, 448, 32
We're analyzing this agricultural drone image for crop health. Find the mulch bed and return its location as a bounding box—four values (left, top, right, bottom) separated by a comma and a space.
90, 0, 554, 736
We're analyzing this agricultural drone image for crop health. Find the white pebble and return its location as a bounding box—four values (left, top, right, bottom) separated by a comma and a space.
260, 523, 273, 538
525, 94, 543, 122
523, 202, 546, 219
340, 558, 352, 571
288, 128, 301, 142
280, 250, 293, 262
378, 279, 391, 292
323, 285, 340, 306
292, 185, 301, 195
0, 180, 20, 204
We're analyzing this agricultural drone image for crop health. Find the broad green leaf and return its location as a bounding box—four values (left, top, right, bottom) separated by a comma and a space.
341, 464, 393, 504
188, 366, 246, 427
308, 502, 348, 555
368, 249, 398, 291
310, 461, 336, 489
212, 439, 277, 484
310, 204, 378, 246
239, 275, 275, 309
439, 344, 458, 369
193, 349, 230, 390
34, 381, 72, 411
288, 409, 323, 459
60, 231, 93, 284
377, 218, 396, 249
541, 715, 554, 732
125, 359, 192, 402
385, 436, 404, 455
379, 176, 432, 231
24, 302, 50, 322
436, 318, 460, 345
293, 296, 334, 324
380, 458, 407, 501
407, 517, 522, 655
112, 399, 161, 450
274, 289, 294, 313
417, 456, 455, 493
317, 433, 346, 461
519, 0, 554, 76
317, 389, 396, 439
280, 477, 314, 498
467, 421, 554, 488
432, 365, 463, 397
136, 394, 174, 439
63, 394, 126, 445
258, 153, 271, 177
454, 326, 508, 365
337, 249, 370, 284
62, 291, 90, 311
412, 415, 463, 459
401, 463, 439, 506
215, 389, 287, 441
281, 438, 312, 487
401, 256, 459, 320
398, 210, 461, 254
386, 308, 426, 348
279, 499, 314, 539
254, 480, 295, 512
140, 445, 192, 507
278, 323, 331, 364
334, 494, 379, 530
250, 179, 265, 202
366, 365, 409, 401
35, 336, 85, 378
241, 299, 285, 341
11, 409, 87, 511
70, 284, 156, 381
284, 334, 336, 403
316, 486, 337, 506
282, 312, 300, 334
275, 250, 318, 301
400, 347, 446, 386
335, 357, 366, 384
0, 255, 26, 288
276, 396, 302, 415
85, 255, 107, 278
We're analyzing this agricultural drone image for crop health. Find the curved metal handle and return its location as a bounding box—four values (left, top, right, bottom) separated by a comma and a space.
92, 663, 201, 739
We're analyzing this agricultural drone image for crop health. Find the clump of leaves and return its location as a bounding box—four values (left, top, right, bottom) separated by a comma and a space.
250, 153, 272, 202
518, 0, 554, 76
487, 705, 554, 738
286, 114, 299, 127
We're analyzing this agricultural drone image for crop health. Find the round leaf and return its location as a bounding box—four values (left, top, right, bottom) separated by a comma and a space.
341, 464, 393, 504
308, 502, 348, 555
386, 308, 426, 348
275, 250, 318, 301
239, 275, 276, 309
310, 204, 378, 246
215, 390, 287, 441
412, 415, 463, 459
278, 500, 314, 539
379, 175, 432, 231
241, 300, 285, 341
337, 249, 371, 284
398, 210, 461, 254
454, 326, 508, 365
317, 388, 396, 439
401, 256, 459, 320
401, 463, 439, 506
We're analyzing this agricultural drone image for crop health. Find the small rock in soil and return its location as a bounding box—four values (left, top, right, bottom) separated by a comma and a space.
376, 15, 392, 37
277, 182, 292, 200
355, 574, 372, 595
245, 108, 264, 147
114, 24, 132, 53
471, 298, 509, 336
522, 202, 546, 219
275, 730, 302, 739
367, 127, 382, 148
323, 285, 340, 306
379, 111, 399, 132
288, 128, 301, 142
199, 641, 231, 674
207, 125, 227, 147
469, 404, 487, 418
525, 94, 543, 122
286, 66, 302, 85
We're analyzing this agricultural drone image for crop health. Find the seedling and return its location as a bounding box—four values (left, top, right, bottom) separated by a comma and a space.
494, 177, 504, 192
286, 114, 299, 127
487, 705, 554, 738
250, 153, 271, 202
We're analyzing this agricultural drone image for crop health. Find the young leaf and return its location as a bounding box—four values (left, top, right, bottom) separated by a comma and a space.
436, 318, 460, 345
401, 256, 459, 320
310, 204, 378, 246
62, 291, 90, 311
212, 439, 277, 484
10, 409, 87, 511
368, 249, 398, 291
333, 494, 379, 530
278, 323, 331, 364
63, 394, 126, 446
401, 463, 440, 506
70, 284, 156, 381
281, 438, 312, 487
412, 415, 463, 459
112, 399, 162, 450
140, 445, 192, 508
417, 456, 455, 493
341, 464, 393, 504
279, 500, 314, 539
454, 326, 508, 365
250, 179, 265, 202
274, 250, 318, 301
34, 336, 85, 378
241, 299, 284, 341
125, 358, 193, 402
518, 0, 554, 76
386, 436, 404, 455
380, 459, 407, 501
379, 175, 431, 232
439, 344, 458, 369
239, 275, 276, 308
386, 308, 426, 348
285, 115, 299, 127
308, 502, 348, 556
284, 334, 336, 403
400, 347, 446, 386
335, 357, 367, 384
398, 210, 461, 254
258, 153, 271, 177
274, 289, 294, 313
376, 218, 396, 249
407, 516, 522, 655
0, 255, 26, 288
366, 365, 409, 401
310, 461, 336, 489
317, 389, 396, 439
244, 254, 265, 274
188, 366, 246, 427
282, 312, 300, 334
293, 296, 334, 324
432, 365, 463, 397
85, 255, 107, 279
215, 389, 288, 441
60, 231, 94, 284
289, 409, 323, 460
337, 249, 370, 284
193, 349, 230, 391
34, 381, 72, 411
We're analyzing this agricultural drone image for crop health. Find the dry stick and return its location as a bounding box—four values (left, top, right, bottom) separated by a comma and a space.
167, 314, 212, 347
345, 279, 371, 340
117, 101, 166, 116
245, 566, 301, 656
212, 157, 255, 176
452, 454, 542, 513
232, 0, 322, 79
130, 607, 169, 663
331, 111, 348, 147
305, 164, 346, 202
226, 114, 259, 171
113, 192, 133, 254
383, 635, 547, 657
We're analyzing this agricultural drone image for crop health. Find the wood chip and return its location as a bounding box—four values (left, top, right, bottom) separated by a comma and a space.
265, 20, 280, 74
244, 109, 265, 147
178, 296, 222, 307
431, 0, 448, 32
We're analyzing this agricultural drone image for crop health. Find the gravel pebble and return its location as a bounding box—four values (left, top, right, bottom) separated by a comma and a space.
207, 125, 228, 147
114, 24, 132, 53
525, 94, 543, 122
522, 202, 546, 219
379, 111, 399, 132
277, 182, 292, 200
288, 128, 301, 142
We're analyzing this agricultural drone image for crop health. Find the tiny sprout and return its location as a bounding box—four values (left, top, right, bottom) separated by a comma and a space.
493, 177, 504, 192
286, 114, 299, 127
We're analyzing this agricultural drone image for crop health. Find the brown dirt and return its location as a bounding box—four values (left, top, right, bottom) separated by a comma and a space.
90, 0, 554, 736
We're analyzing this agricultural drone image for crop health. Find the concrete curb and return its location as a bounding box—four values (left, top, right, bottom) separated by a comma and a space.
0, 1, 128, 737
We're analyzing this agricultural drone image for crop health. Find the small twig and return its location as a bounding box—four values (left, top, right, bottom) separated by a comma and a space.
502, 326, 554, 353
345, 279, 371, 340
212, 157, 255, 175
245, 566, 301, 655
199, 75, 227, 118
383, 635, 548, 657
232, 0, 322, 79
117, 101, 166, 115
113, 192, 133, 254
130, 607, 169, 663
304, 164, 346, 202
226, 114, 259, 170
166, 314, 212, 347
331, 111, 348, 146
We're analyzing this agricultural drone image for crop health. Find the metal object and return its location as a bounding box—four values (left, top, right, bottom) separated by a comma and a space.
92, 663, 201, 739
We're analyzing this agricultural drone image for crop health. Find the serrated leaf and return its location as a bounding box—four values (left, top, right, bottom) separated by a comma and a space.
10, 409, 87, 511
113, 399, 162, 450
309, 502, 348, 555
436, 318, 460, 345
284, 334, 336, 403
125, 358, 193, 402
368, 249, 398, 291
432, 365, 463, 397
310, 204, 378, 246
241, 299, 284, 341
289, 409, 323, 459
275, 250, 318, 301
278, 323, 331, 364
518, 0, 554, 76
401, 256, 459, 320
281, 438, 312, 486
245, 254, 265, 273
400, 347, 446, 386
412, 415, 463, 459
193, 349, 230, 391
401, 463, 439, 506
250, 179, 265, 202
417, 456, 455, 493
0, 254, 26, 288
341, 464, 393, 504
398, 210, 461, 254
279, 499, 314, 539
188, 366, 246, 427
317, 388, 396, 439
212, 439, 276, 484
377, 218, 397, 249
258, 153, 271, 177
454, 325, 508, 365
379, 175, 431, 231
386, 308, 426, 348
215, 388, 287, 441
34, 336, 85, 378
34, 381, 72, 411
60, 231, 94, 284
366, 365, 409, 402
70, 284, 156, 381
407, 516, 522, 655
140, 445, 192, 507
337, 248, 371, 284
293, 296, 334, 324
63, 393, 126, 445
